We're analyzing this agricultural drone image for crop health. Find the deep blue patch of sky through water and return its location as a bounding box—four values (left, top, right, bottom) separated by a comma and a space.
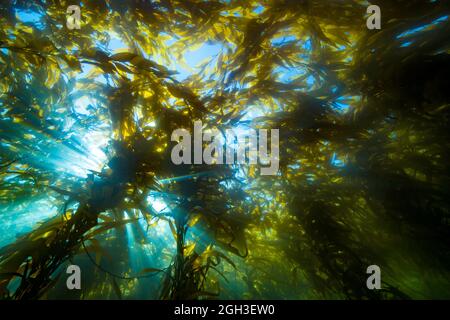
15, 9, 45, 29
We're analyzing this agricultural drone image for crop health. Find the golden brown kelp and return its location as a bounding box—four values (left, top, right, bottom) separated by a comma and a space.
0, 0, 449, 300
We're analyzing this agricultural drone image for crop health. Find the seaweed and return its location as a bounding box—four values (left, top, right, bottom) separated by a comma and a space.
0, 0, 449, 300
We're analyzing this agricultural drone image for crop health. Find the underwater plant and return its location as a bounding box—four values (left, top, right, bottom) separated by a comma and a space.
0, 0, 449, 300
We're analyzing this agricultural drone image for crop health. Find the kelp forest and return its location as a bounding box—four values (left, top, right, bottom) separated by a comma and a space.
0, 0, 449, 300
